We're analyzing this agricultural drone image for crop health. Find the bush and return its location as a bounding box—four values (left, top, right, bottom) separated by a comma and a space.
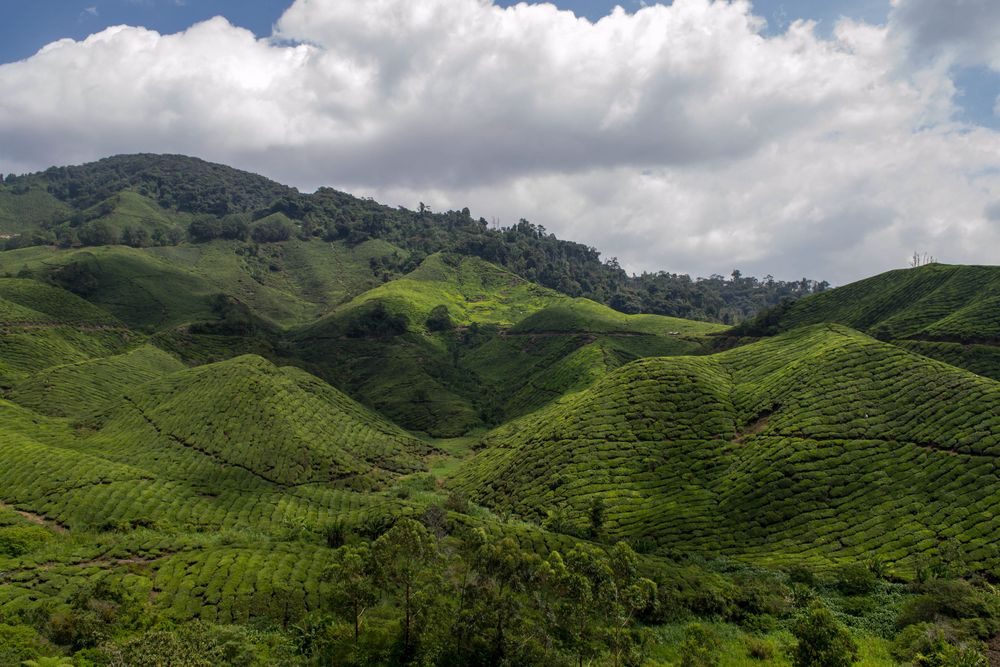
892, 623, 987, 667
250, 217, 293, 243
744, 636, 775, 661
897, 580, 997, 634
0, 525, 51, 556
188, 217, 221, 242
425, 305, 454, 332
679, 623, 720, 667
835, 563, 877, 595
78, 219, 120, 246
791, 605, 859, 667
345, 302, 408, 338
0, 623, 49, 665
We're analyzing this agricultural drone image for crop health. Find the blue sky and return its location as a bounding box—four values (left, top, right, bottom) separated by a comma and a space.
2, 0, 1000, 281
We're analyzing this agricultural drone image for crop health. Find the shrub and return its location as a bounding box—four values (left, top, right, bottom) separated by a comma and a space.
791, 605, 859, 667
425, 305, 454, 332
678, 623, 720, 667
0, 623, 48, 665
835, 563, 877, 595
745, 636, 775, 661
0, 525, 51, 556
345, 302, 408, 338
250, 217, 293, 243
897, 580, 996, 634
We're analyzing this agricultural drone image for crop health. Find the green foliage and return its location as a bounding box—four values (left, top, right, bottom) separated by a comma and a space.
0, 526, 52, 557
740, 263, 1000, 379
0, 623, 50, 665
892, 623, 988, 667
836, 563, 878, 596
250, 214, 294, 243
791, 605, 860, 667
425, 304, 453, 332
678, 623, 721, 667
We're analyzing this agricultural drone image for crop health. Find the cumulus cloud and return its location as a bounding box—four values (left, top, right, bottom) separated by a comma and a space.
889, 0, 1000, 69
0, 0, 998, 282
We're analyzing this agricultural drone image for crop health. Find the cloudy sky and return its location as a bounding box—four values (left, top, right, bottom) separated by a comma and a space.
2, 1, 1000, 283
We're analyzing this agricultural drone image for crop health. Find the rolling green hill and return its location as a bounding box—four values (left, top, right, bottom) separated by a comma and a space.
2, 153, 999, 665
94, 355, 433, 486
291, 255, 726, 436
735, 263, 1000, 380
454, 324, 1000, 571
8, 344, 185, 418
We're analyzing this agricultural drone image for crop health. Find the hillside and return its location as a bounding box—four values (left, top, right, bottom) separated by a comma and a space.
454, 324, 1000, 570
1, 154, 998, 666
1, 153, 826, 324
734, 263, 1000, 380
290, 254, 726, 435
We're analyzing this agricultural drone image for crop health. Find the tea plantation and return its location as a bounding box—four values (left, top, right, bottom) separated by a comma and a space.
737, 263, 1000, 381
0, 156, 998, 665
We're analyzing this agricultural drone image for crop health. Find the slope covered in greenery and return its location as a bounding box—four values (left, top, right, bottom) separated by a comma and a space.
291, 255, 726, 436
455, 324, 1000, 571
2, 153, 998, 665
733, 263, 1000, 379
8, 344, 185, 417
1, 153, 826, 324
94, 355, 432, 486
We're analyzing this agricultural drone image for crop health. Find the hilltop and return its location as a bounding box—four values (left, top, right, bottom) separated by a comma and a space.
454, 324, 1000, 569
1, 153, 826, 324
732, 263, 1000, 380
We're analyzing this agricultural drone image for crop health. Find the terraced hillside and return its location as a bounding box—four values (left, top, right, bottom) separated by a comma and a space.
0, 240, 405, 329
737, 263, 1000, 380
454, 324, 1000, 571
0, 278, 137, 385
8, 344, 184, 417
291, 256, 726, 435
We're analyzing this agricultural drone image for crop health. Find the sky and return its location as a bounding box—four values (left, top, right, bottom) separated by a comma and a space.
2, 1, 1000, 283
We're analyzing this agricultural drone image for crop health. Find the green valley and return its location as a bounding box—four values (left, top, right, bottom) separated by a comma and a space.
0, 155, 996, 666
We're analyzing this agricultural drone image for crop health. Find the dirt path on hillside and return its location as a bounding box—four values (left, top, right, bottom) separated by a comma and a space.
0, 501, 69, 533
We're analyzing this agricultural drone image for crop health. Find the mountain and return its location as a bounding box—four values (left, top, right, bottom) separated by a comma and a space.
1, 154, 999, 666
1, 153, 827, 324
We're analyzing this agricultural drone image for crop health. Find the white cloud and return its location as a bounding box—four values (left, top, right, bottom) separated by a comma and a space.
889, 0, 1000, 70
1, 0, 999, 282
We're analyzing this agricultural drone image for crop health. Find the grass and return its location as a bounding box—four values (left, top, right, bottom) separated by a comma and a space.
291, 254, 725, 434
646, 624, 895, 666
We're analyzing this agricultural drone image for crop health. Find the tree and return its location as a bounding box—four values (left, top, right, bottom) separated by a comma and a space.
471, 537, 542, 663
79, 219, 120, 246
251, 217, 293, 242
791, 605, 859, 667
546, 549, 604, 667
121, 225, 151, 248
326, 545, 378, 646
604, 542, 656, 667
371, 518, 440, 660
425, 305, 454, 332
187, 217, 221, 242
